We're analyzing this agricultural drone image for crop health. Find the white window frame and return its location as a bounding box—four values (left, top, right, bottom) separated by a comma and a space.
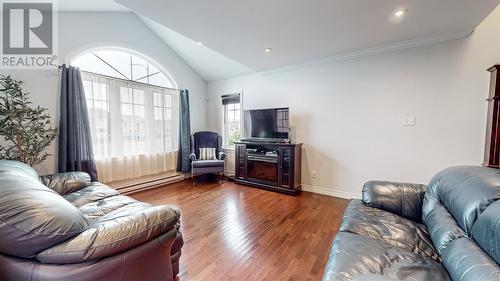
82, 71, 180, 159
222, 92, 243, 149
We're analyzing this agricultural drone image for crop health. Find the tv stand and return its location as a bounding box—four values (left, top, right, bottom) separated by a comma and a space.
234, 141, 302, 195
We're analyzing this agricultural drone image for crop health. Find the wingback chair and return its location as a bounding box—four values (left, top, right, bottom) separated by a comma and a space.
189, 131, 226, 185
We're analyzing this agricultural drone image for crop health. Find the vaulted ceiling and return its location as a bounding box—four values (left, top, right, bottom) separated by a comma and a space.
139, 16, 254, 81
61, 0, 500, 81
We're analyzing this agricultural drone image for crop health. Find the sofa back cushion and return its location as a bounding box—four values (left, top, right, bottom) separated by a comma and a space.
472, 199, 500, 265
0, 160, 88, 258
0, 159, 39, 180
192, 131, 220, 159
423, 166, 500, 234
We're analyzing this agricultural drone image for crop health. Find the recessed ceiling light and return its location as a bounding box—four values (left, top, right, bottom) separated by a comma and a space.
395, 9, 407, 17
264, 48, 272, 53
197, 42, 203, 46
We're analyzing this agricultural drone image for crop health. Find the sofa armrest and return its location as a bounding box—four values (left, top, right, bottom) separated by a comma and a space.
40, 172, 91, 195
189, 153, 197, 161
218, 152, 226, 160
36, 205, 181, 264
362, 181, 426, 222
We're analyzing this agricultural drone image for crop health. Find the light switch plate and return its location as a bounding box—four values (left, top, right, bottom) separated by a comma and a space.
402, 116, 416, 126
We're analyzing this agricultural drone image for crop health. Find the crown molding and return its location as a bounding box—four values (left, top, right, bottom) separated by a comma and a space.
259, 29, 473, 76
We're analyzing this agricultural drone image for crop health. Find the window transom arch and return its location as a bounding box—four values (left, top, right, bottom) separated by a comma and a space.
70, 46, 177, 89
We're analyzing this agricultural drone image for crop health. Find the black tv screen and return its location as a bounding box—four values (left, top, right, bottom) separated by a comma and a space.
243, 108, 289, 141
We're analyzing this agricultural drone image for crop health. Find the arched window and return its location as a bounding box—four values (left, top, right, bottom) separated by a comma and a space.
72, 49, 175, 88
72, 48, 179, 184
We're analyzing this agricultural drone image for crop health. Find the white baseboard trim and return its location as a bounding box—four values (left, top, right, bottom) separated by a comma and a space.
302, 184, 361, 199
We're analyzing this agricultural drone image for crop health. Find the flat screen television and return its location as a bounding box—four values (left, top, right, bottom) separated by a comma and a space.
243, 107, 290, 142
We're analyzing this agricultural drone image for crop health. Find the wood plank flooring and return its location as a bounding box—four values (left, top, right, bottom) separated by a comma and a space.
131, 180, 349, 281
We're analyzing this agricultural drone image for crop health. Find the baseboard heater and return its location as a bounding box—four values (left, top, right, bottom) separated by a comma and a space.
109, 174, 185, 195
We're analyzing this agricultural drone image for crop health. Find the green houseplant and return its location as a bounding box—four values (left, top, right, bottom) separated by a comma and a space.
0, 75, 57, 166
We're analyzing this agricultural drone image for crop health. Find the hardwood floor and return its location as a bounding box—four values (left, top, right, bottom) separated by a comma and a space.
131, 179, 349, 281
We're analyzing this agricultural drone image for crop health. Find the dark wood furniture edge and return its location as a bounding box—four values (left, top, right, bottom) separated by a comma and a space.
234, 178, 301, 195
484, 64, 500, 168
234, 141, 303, 195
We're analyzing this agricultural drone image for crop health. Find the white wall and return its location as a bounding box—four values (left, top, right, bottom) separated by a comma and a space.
0, 12, 208, 175
208, 6, 500, 198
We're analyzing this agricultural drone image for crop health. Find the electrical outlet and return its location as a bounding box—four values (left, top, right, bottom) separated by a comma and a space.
311, 170, 317, 178
402, 116, 416, 126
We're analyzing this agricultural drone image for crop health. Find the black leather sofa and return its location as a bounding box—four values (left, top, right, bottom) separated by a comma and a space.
0, 160, 183, 281
323, 166, 500, 281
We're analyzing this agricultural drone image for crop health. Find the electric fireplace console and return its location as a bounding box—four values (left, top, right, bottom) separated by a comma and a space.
234, 141, 302, 195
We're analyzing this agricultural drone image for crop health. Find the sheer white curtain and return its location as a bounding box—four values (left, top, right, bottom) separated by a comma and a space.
82, 72, 179, 183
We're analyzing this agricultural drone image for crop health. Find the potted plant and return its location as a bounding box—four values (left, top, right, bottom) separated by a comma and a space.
0, 75, 57, 166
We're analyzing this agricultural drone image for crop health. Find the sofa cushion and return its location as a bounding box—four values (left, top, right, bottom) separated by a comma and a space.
192, 160, 224, 168
322, 232, 450, 281
77, 195, 146, 221
442, 238, 500, 281
36, 205, 181, 264
423, 166, 500, 235
0, 161, 89, 258
63, 182, 120, 208
340, 200, 439, 261
471, 199, 500, 265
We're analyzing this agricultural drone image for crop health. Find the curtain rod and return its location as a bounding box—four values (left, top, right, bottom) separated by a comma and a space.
57, 64, 181, 92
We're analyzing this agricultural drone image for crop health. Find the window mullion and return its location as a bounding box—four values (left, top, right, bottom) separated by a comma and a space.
143, 87, 155, 156
224, 104, 228, 147
162, 92, 167, 152
110, 81, 122, 157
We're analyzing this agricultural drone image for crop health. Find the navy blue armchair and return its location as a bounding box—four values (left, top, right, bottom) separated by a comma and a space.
189, 131, 225, 185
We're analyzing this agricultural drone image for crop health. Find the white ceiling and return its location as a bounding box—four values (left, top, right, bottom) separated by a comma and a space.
116, 0, 500, 73
139, 16, 254, 81
58, 0, 129, 12
59, 0, 500, 81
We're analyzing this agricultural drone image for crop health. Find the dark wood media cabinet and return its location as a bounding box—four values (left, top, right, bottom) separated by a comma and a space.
234, 141, 302, 195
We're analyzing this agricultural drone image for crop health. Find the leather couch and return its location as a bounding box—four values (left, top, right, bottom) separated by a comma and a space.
0, 160, 183, 281
323, 166, 500, 281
